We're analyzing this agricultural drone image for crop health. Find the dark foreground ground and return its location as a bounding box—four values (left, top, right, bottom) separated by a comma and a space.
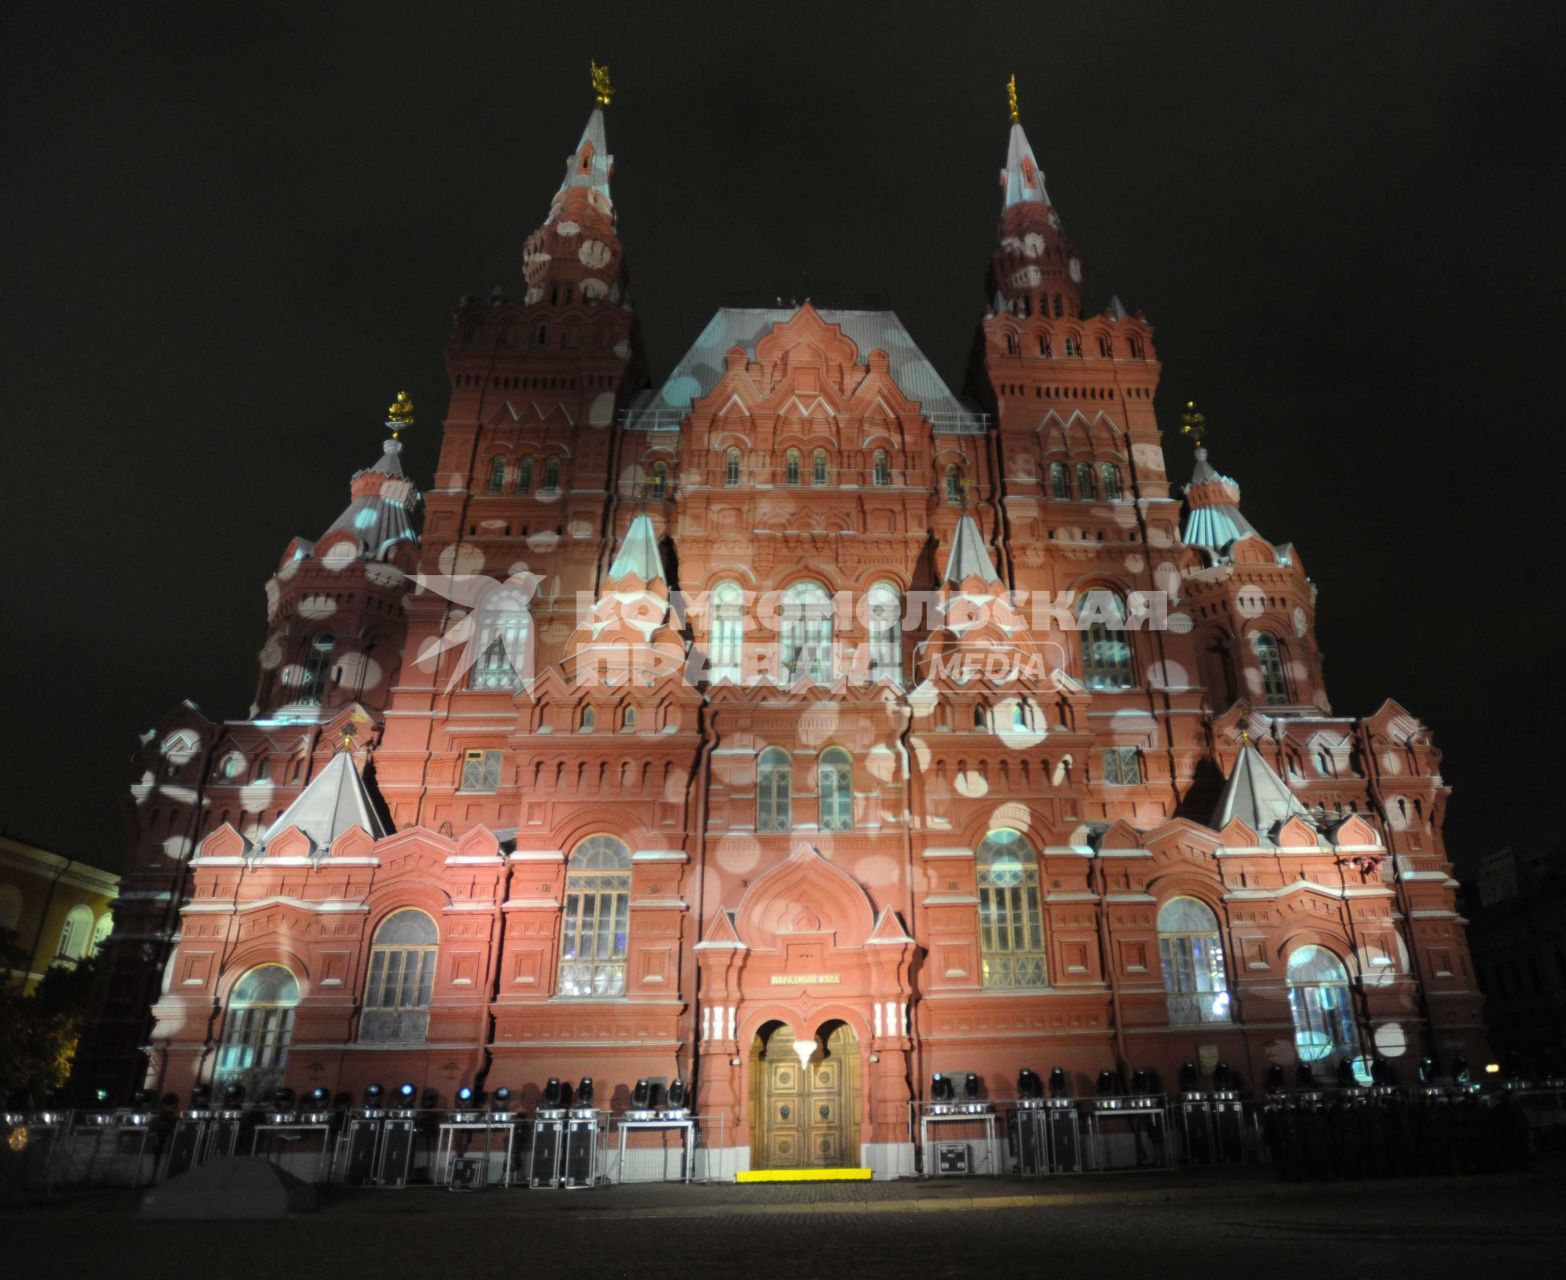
11, 1168, 1564, 1280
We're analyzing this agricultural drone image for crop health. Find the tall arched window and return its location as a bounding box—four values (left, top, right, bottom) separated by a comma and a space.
1287, 945, 1363, 1079
90, 913, 113, 957
785, 450, 802, 485
646, 461, 668, 499
757, 747, 792, 832
812, 449, 829, 485
1077, 590, 1134, 689
817, 747, 853, 832
471, 589, 531, 690
780, 580, 833, 683
976, 830, 1046, 989
300, 632, 335, 704
1158, 898, 1231, 1024
944, 465, 963, 503
558, 836, 631, 998
56, 904, 94, 962
1049, 462, 1069, 499
1076, 462, 1095, 500
1254, 632, 1289, 705
873, 450, 890, 486
360, 909, 438, 1043
216, 965, 299, 1098
488, 457, 506, 492
709, 580, 744, 683
866, 582, 903, 685
725, 448, 741, 486
543, 457, 561, 491
1100, 463, 1123, 500
516, 456, 534, 494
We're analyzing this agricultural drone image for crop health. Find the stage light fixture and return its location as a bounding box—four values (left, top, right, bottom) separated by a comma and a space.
307, 1087, 330, 1108
1048, 1067, 1068, 1099
576, 1078, 594, 1107
963, 1073, 980, 1101
632, 1078, 651, 1108
543, 1077, 564, 1107
490, 1087, 512, 1111
1212, 1061, 1233, 1091
1131, 1068, 1150, 1095
273, 1087, 296, 1108
666, 1078, 687, 1109
364, 1083, 385, 1107
1179, 1061, 1199, 1092
457, 1085, 475, 1104
397, 1082, 416, 1103
191, 1084, 212, 1108
1265, 1064, 1285, 1092
1096, 1068, 1119, 1097
1017, 1068, 1041, 1099
222, 1082, 245, 1106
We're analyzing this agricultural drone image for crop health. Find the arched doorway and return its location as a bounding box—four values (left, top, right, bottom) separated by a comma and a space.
749, 1021, 861, 1170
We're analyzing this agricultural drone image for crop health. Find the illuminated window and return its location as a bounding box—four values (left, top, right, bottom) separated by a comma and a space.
873, 450, 890, 486
300, 632, 335, 705
516, 456, 534, 493
360, 910, 438, 1043
487, 457, 506, 493
1076, 463, 1095, 500
90, 913, 113, 956
215, 965, 298, 1098
709, 580, 744, 683
977, 830, 1046, 989
557, 837, 631, 998
1255, 632, 1289, 705
812, 449, 828, 485
647, 462, 668, 499
867, 582, 903, 685
1101, 746, 1141, 785
543, 458, 560, 491
56, 904, 94, 962
459, 749, 502, 792
1100, 463, 1122, 500
470, 589, 531, 690
818, 747, 853, 832
1064, 335, 1081, 357
944, 465, 963, 504
785, 450, 801, 485
1049, 462, 1069, 499
1287, 945, 1364, 1080
1077, 590, 1134, 689
1158, 898, 1231, 1024
725, 448, 741, 486
757, 747, 792, 833
780, 580, 833, 683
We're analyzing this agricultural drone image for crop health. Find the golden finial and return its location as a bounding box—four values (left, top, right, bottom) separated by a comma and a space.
1179, 399, 1206, 447
338, 722, 357, 753
591, 61, 614, 107
1007, 74, 1020, 124
1239, 727, 1250, 747
386, 390, 414, 439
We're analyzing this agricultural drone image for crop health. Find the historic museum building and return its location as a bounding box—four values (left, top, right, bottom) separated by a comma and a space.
86, 82, 1486, 1177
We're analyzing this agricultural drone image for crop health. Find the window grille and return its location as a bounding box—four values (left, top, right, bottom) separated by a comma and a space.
818, 747, 853, 832
360, 910, 438, 1043
757, 747, 792, 832
1158, 898, 1231, 1024
460, 749, 502, 792
557, 837, 631, 998
976, 830, 1047, 989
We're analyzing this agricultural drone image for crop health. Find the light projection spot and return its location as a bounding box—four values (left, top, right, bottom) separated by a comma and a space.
662, 375, 702, 409
955, 770, 989, 799
556, 220, 580, 237
218, 751, 246, 780
322, 540, 359, 571
589, 392, 615, 427
988, 801, 1034, 833
298, 595, 337, 621
1068, 257, 1082, 282
1051, 756, 1073, 787
1166, 611, 1193, 635
1153, 562, 1181, 596
714, 835, 761, 875
856, 855, 900, 888
1152, 659, 1191, 688
865, 745, 899, 784
905, 683, 939, 721
1022, 232, 1045, 257
278, 558, 301, 581
578, 240, 611, 268
239, 780, 276, 814
992, 700, 1047, 751
525, 286, 543, 305
908, 736, 932, 771
526, 532, 561, 553
614, 340, 631, 360
334, 653, 383, 691
437, 543, 485, 576
161, 835, 193, 861
662, 769, 690, 803
793, 703, 841, 749
1379, 751, 1405, 777
1146, 526, 1174, 548
159, 785, 197, 804
365, 563, 405, 589
525, 252, 551, 266
1122, 553, 1147, 574
1293, 606, 1309, 637
507, 560, 533, 578
581, 277, 608, 300
278, 662, 306, 689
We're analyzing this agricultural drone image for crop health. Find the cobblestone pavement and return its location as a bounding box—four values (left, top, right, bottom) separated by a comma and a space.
12, 1173, 1563, 1280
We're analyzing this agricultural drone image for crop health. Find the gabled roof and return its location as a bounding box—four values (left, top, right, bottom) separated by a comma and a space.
943, 514, 1001, 585
260, 751, 386, 852
1211, 744, 1310, 841
606, 513, 665, 583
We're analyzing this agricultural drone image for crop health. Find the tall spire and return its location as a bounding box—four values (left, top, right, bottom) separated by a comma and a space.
943, 513, 1001, 586
607, 513, 665, 584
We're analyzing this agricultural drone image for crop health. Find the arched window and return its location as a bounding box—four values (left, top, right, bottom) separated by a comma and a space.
780, 580, 833, 683
216, 965, 299, 1098
580, 707, 596, 732
487, 457, 506, 493
973, 704, 988, 730
90, 913, 113, 957
1255, 632, 1289, 705
785, 450, 801, 485
812, 449, 829, 486
471, 589, 532, 690
622, 706, 637, 731
873, 450, 890, 486
944, 465, 964, 504
360, 910, 438, 1043
1077, 590, 1134, 689
1100, 463, 1122, 500
757, 747, 792, 833
646, 462, 668, 500
1158, 898, 1231, 1024
56, 904, 94, 961
558, 836, 631, 997
709, 580, 744, 683
818, 747, 853, 832
725, 448, 741, 486
516, 456, 534, 494
543, 457, 561, 491
976, 830, 1046, 988
866, 582, 903, 685
300, 632, 335, 704
1287, 945, 1364, 1079
1049, 462, 1069, 499
1076, 463, 1095, 500
1064, 334, 1081, 356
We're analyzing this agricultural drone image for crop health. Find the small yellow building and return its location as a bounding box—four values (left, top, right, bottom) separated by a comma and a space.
0, 834, 120, 994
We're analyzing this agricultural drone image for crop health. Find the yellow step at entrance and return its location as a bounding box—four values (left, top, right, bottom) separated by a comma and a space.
735, 1168, 873, 1183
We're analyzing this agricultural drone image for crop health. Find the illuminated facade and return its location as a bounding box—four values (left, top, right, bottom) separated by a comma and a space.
90, 86, 1487, 1175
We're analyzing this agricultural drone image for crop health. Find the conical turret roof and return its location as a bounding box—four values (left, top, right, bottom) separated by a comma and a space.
260, 750, 386, 852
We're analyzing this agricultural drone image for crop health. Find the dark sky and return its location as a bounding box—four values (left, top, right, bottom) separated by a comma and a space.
2, 1, 1561, 874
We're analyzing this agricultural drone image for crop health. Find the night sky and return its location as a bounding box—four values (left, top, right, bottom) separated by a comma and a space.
2, 1, 1561, 875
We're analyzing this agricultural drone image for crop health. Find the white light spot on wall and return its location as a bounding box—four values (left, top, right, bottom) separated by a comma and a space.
1379, 751, 1405, 776
322, 541, 358, 571
578, 240, 611, 268
864, 745, 899, 784
662, 375, 702, 409
589, 391, 615, 427
955, 770, 989, 799
556, 220, 580, 237
1293, 606, 1309, 637
437, 543, 485, 576
298, 595, 337, 621
1373, 1023, 1407, 1057
1166, 612, 1193, 635
161, 834, 193, 861
334, 653, 383, 691
714, 835, 760, 875
855, 855, 900, 887
259, 636, 283, 670
239, 780, 275, 814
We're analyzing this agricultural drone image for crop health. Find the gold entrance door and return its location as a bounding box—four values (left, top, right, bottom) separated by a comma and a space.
751, 1022, 860, 1169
